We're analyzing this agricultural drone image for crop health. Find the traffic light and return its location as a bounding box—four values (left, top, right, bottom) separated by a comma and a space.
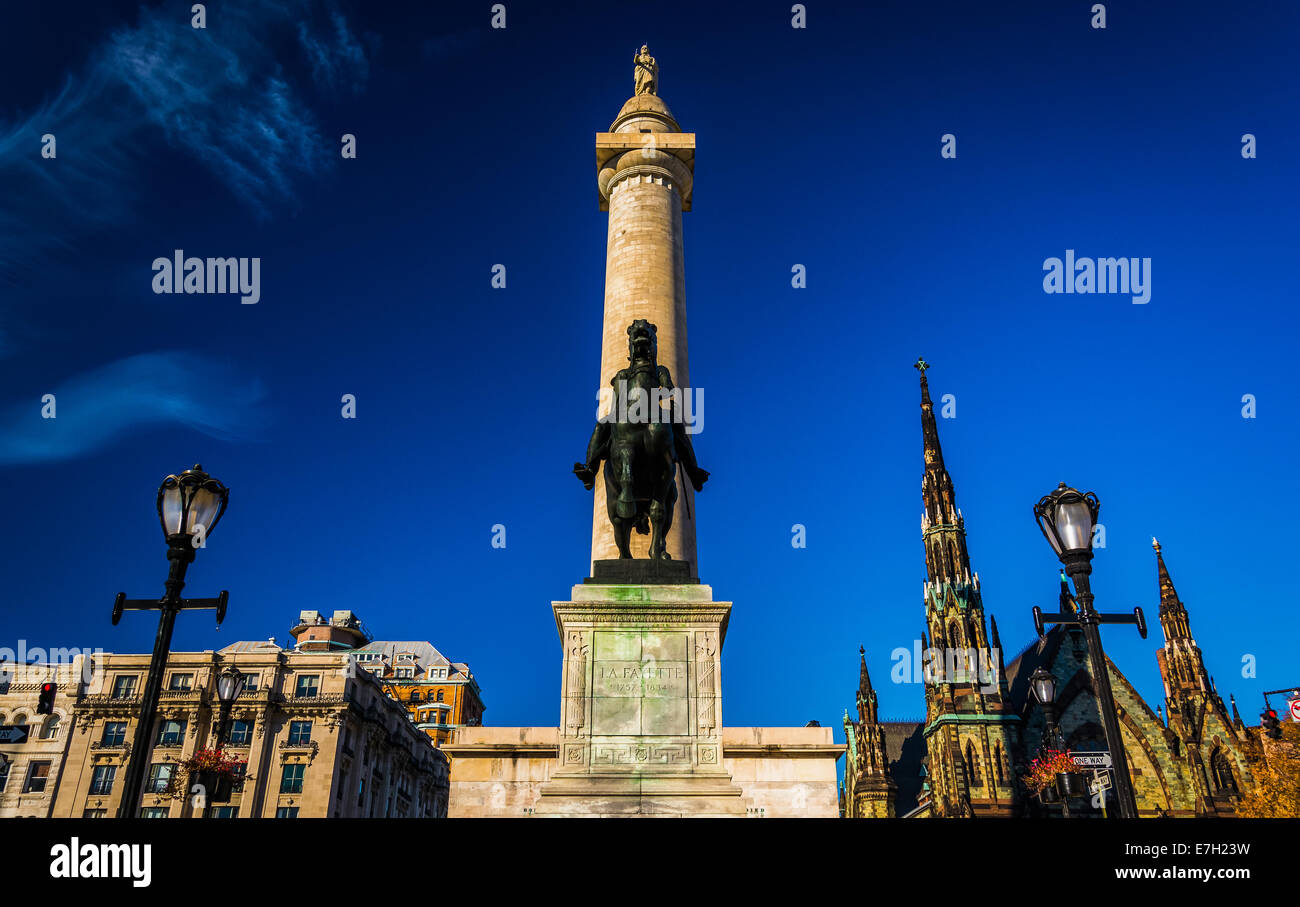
36, 683, 56, 715
1261, 708, 1282, 740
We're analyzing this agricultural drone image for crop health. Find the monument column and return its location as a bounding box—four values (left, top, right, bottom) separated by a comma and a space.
592, 46, 698, 575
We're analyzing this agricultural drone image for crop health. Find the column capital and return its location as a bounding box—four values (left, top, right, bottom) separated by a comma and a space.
596, 133, 695, 211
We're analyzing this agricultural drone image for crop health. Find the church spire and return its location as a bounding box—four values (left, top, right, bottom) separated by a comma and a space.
1152, 538, 1210, 697
1154, 538, 1192, 639
848, 647, 896, 817
856, 645, 879, 726
915, 358, 972, 588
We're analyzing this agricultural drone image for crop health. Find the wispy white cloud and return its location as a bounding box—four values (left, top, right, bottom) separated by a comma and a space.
298, 10, 371, 95
0, 0, 370, 282
0, 352, 267, 465
0, 0, 370, 364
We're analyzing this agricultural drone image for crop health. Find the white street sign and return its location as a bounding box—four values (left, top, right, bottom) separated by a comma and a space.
1072, 751, 1112, 768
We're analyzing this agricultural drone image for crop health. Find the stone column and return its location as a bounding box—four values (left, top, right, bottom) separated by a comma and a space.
592, 92, 698, 575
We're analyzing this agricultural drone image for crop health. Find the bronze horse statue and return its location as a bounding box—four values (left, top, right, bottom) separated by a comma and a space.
574, 320, 708, 559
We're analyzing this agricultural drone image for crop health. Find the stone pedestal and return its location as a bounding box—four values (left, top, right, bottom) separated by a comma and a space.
534, 575, 747, 816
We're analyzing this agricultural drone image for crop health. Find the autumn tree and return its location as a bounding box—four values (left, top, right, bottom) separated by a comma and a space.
1236, 721, 1300, 818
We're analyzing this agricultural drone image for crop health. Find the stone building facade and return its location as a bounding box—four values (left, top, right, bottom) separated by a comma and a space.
289, 610, 484, 747
0, 658, 88, 818
843, 361, 1263, 818
49, 636, 448, 818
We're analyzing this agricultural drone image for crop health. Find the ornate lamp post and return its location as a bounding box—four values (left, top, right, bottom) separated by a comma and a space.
1030, 483, 1146, 819
112, 465, 230, 818
214, 666, 245, 747
1028, 666, 1072, 817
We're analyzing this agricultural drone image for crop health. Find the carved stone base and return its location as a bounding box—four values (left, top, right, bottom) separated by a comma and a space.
534, 580, 746, 817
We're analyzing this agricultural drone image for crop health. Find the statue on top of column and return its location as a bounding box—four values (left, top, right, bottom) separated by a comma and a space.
634, 44, 658, 96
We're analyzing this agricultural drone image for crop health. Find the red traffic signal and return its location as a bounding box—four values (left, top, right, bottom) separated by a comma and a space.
36, 683, 56, 715
1262, 708, 1283, 740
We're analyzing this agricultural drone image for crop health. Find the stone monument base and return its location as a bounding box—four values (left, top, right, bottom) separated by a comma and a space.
445, 726, 844, 818
443, 572, 845, 818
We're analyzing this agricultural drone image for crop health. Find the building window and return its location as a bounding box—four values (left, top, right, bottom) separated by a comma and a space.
295, 675, 319, 698
168, 673, 193, 691
82, 809, 107, 818
280, 763, 305, 794
146, 764, 174, 794
0, 670, 10, 694
241, 674, 258, 692
139, 807, 168, 818
275, 806, 299, 818
23, 761, 51, 793
210, 806, 237, 818
101, 722, 127, 747
1211, 749, 1239, 795
155, 719, 186, 746
436, 690, 445, 702
357, 777, 366, 807
0, 761, 10, 792
39, 715, 61, 740
90, 764, 117, 796
112, 675, 137, 699
410, 691, 422, 702
228, 720, 252, 746
231, 763, 248, 791
288, 720, 312, 746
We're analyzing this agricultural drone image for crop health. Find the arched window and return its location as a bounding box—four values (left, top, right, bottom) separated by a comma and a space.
436, 691, 444, 703
964, 741, 980, 787
1210, 749, 1238, 795
993, 743, 1005, 786
39, 715, 61, 740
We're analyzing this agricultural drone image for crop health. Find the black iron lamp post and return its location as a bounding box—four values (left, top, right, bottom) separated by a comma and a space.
214, 666, 245, 747
1028, 666, 1073, 817
1030, 483, 1146, 819
112, 465, 230, 818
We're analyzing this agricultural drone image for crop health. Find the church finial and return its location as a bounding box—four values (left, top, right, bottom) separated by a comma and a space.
634, 44, 659, 96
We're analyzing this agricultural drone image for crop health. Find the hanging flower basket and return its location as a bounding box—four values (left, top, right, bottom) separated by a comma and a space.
191, 770, 234, 803
163, 747, 247, 804
1023, 749, 1086, 800
1056, 771, 1086, 798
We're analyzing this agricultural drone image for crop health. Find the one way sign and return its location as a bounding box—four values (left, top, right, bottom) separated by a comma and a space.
0, 725, 30, 744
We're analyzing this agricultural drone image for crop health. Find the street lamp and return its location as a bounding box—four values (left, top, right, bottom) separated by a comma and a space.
112, 465, 231, 818
1028, 665, 1073, 817
1030, 483, 1147, 820
214, 666, 245, 748
1029, 666, 1057, 713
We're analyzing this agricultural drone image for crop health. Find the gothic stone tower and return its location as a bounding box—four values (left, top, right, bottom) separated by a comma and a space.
1153, 539, 1254, 814
913, 359, 1020, 817
848, 648, 898, 818
591, 45, 698, 575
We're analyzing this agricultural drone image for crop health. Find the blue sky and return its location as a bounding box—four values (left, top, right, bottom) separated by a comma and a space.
1, 1, 1296, 738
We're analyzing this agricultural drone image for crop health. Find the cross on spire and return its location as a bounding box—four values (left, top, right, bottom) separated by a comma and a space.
914, 356, 930, 376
